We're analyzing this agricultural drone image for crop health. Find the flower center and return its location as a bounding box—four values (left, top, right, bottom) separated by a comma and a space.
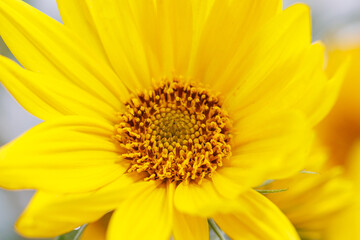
113, 78, 232, 184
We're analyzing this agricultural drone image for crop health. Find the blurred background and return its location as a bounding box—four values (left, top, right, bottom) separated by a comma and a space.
0, 0, 360, 239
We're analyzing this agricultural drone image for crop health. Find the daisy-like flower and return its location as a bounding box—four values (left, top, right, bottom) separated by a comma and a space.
0, 0, 344, 239
317, 45, 360, 240
318, 46, 360, 166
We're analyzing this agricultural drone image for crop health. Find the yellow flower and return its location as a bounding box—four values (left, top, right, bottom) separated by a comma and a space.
318, 46, 360, 166
317, 45, 360, 239
0, 0, 343, 239
259, 144, 353, 239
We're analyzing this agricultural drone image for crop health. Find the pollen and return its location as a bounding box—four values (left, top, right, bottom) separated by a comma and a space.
113, 78, 232, 184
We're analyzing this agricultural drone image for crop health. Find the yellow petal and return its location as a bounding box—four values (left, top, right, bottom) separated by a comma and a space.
107, 184, 173, 240
144, 0, 194, 75
57, 0, 110, 63
231, 41, 345, 127
0, 0, 129, 107
302, 54, 350, 126
0, 116, 124, 193
60, 0, 280, 84
207, 3, 309, 96
317, 47, 360, 166
16, 175, 151, 238
82, 0, 226, 82
189, 0, 282, 85
325, 142, 360, 240
75, 0, 155, 90
174, 179, 231, 217
211, 168, 248, 199
173, 209, 209, 240
233, 43, 327, 122
227, 111, 312, 184
225, 40, 335, 128
81, 213, 111, 240
213, 189, 300, 240
266, 166, 352, 238
0, 56, 117, 121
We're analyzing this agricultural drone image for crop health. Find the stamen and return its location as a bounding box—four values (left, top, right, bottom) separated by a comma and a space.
113, 78, 232, 184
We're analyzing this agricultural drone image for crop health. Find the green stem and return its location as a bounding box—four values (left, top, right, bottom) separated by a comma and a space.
54, 224, 87, 240
208, 218, 226, 240
74, 225, 87, 240
256, 188, 288, 194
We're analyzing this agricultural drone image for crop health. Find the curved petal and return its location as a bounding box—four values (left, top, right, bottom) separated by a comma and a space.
81, 213, 111, 240
218, 4, 311, 98
266, 167, 352, 237
223, 111, 312, 188
0, 56, 117, 121
213, 112, 312, 199
0, 116, 124, 193
325, 142, 360, 240
189, 0, 282, 86
0, 0, 129, 107
173, 209, 209, 240
301, 57, 349, 126
213, 189, 300, 240
211, 168, 248, 199
76, 0, 156, 90
57, 0, 220, 86
174, 179, 234, 217
16, 176, 153, 238
56, 0, 280, 87
56, 0, 110, 63
224, 41, 334, 128
107, 183, 173, 240
224, 40, 319, 120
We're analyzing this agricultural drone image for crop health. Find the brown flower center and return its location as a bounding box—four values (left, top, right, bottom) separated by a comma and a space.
113, 78, 232, 184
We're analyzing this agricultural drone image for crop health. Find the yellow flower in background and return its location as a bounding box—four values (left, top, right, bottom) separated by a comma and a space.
318, 46, 360, 166
317, 45, 360, 239
0, 0, 344, 239
259, 143, 353, 240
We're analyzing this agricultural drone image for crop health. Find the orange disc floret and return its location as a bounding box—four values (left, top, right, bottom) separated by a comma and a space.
113, 78, 232, 184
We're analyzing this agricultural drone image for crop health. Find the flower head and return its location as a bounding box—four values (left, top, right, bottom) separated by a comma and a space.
113, 78, 232, 184
316, 43, 360, 240
0, 0, 343, 239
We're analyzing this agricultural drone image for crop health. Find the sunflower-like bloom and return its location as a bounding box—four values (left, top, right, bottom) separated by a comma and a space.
318, 46, 360, 165
0, 0, 344, 239
317, 45, 360, 240
260, 144, 353, 239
